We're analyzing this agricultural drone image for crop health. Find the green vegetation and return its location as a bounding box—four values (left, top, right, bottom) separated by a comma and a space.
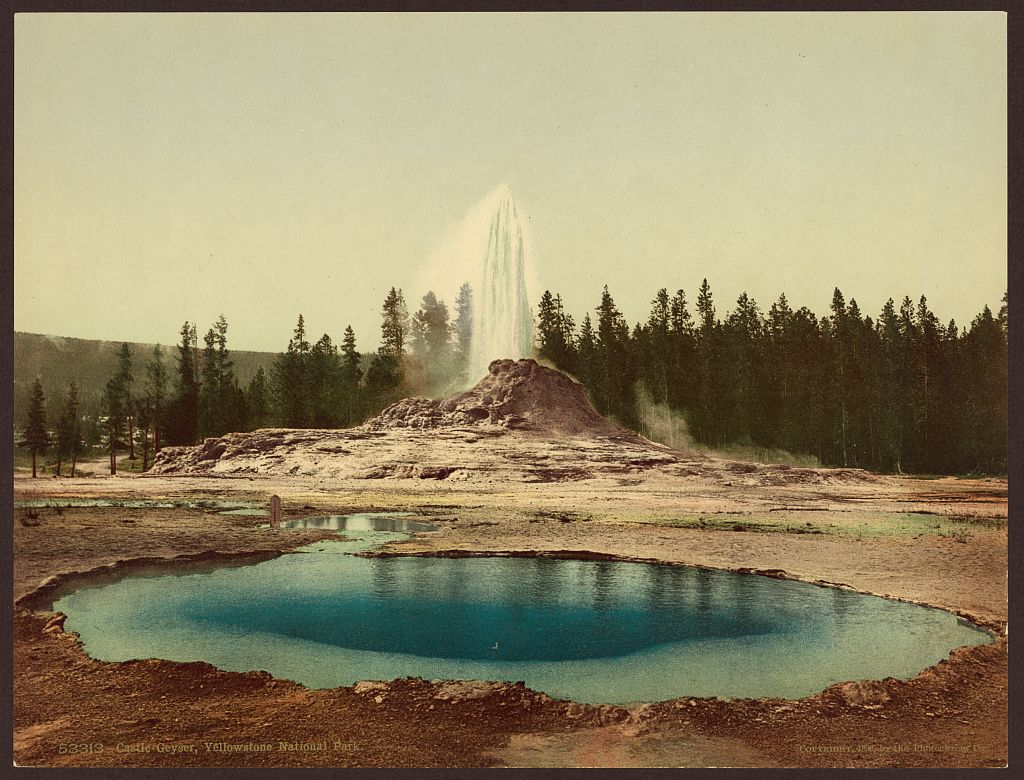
15, 282, 1007, 478
17, 377, 50, 478
54, 381, 83, 477
615, 510, 1006, 539
537, 284, 1007, 475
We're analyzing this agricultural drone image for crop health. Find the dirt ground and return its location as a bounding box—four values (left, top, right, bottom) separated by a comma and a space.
12, 466, 1008, 768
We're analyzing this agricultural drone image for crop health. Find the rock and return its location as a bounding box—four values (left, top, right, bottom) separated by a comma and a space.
352, 681, 388, 695
836, 680, 892, 707
145, 358, 878, 487
431, 680, 502, 702
565, 702, 589, 719
364, 359, 629, 438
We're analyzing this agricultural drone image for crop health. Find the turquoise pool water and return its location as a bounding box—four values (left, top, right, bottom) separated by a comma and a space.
53, 514, 990, 704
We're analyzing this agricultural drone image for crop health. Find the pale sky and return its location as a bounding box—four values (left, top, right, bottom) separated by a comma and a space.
15, 12, 1007, 352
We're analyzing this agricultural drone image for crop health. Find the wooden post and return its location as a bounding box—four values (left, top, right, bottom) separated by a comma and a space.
269, 495, 282, 529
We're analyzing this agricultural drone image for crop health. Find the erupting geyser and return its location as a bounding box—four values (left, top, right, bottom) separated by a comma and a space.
468, 184, 534, 380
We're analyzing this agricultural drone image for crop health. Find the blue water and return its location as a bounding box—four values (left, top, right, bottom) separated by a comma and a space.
53, 514, 991, 704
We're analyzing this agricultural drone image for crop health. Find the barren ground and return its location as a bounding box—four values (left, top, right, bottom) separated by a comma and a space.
12, 464, 1007, 769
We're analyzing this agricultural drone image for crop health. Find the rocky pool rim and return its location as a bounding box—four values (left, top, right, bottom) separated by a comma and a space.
15, 533, 1003, 711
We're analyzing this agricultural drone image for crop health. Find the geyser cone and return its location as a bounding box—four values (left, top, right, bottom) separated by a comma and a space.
469, 185, 534, 380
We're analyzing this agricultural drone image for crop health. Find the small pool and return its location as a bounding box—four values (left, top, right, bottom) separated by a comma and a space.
279, 514, 437, 532
15, 498, 260, 512
52, 514, 990, 704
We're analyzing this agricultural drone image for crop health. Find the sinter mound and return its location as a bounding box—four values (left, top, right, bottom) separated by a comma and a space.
149, 359, 875, 486
367, 358, 628, 437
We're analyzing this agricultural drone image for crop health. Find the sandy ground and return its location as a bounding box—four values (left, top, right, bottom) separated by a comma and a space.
12, 466, 1008, 768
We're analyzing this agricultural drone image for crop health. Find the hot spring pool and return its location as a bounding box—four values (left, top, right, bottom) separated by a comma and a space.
52, 514, 990, 704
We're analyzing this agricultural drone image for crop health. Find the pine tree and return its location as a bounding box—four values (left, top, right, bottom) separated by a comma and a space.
367, 289, 409, 410
145, 345, 168, 452
135, 393, 153, 471
167, 322, 199, 445
410, 291, 453, 392
197, 315, 238, 438
19, 377, 50, 478
666, 289, 696, 416
214, 316, 239, 432
575, 313, 598, 392
693, 279, 721, 445
722, 292, 763, 444
116, 343, 135, 459
876, 299, 905, 471
963, 304, 1007, 472
380, 287, 409, 358
272, 314, 313, 428
825, 288, 851, 466
537, 290, 565, 367
339, 325, 364, 426
245, 367, 271, 430
641, 288, 671, 404
309, 333, 344, 427
592, 286, 636, 425
55, 381, 82, 477
762, 293, 793, 449
453, 283, 473, 378
102, 376, 126, 475
199, 326, 220, 437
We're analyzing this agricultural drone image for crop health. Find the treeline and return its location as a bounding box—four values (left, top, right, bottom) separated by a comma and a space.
536, 283, 1007, 474
158, 287, 474, 451
19, 281, 1007, 477
12, 332, 275, 428
18, 285, 477, 475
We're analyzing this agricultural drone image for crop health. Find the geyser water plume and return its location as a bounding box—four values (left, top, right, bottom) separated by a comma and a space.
414, 184, 537, 386
468, 185, 534, 380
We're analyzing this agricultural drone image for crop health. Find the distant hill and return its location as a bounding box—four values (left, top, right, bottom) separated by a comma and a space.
13, 332, 278, 428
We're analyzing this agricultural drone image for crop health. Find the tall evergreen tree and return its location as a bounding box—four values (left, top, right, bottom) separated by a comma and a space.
366, 289, 409, 410
55, 381, 83, 477
308, 333, 345, 427
245, 367, 272, 430
167, 322, 199, 445
102, 376, 126, 475
722, 292, 764, 444
198, 315, 238, 437
962, 304, 1007, 472
135, 393, 153, 471
825, 288, 851, 465
693, 279, 723, 445
666, 289, 696, 416
410, 291, 453, 391
19, 377, 50, 478
453, 283, 474, 379
593, 286, 636, 426
339, 325, 364, 426
272, 314, 313, 427
380, 287, 410, 358
537, 290, 574, 371
116, 343, 136, 459
641, 288, 672, 404
199, 326, 220, 437
575, 313, 598, 392
145, 345, 168, 452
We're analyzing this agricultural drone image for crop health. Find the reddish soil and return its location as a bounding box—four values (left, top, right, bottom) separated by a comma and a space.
12, 498, 1007, 768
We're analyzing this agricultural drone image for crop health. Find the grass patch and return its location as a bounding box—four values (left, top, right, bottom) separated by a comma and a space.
612, 510, 1005, 539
